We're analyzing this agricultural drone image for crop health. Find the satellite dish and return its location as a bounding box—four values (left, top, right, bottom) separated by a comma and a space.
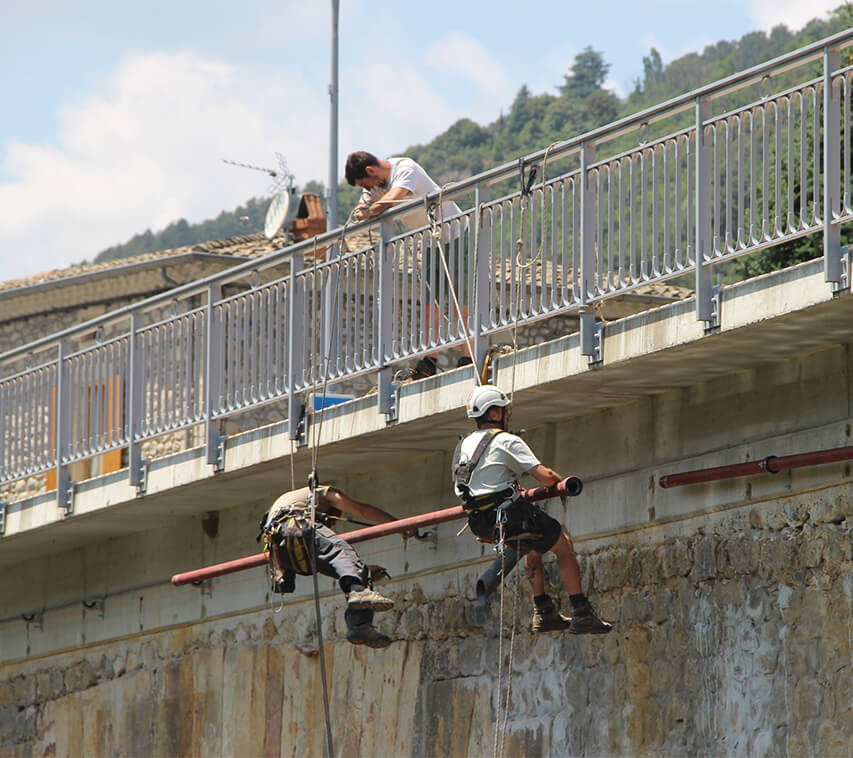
264, 189, 291, 239
222, 152, 295, 239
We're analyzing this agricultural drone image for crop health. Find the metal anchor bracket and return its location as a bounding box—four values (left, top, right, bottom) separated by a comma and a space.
134, 459, 149, 496
61, 480, 76, 517
704, 285, 722, 332
831, 246, 851, 295
214, 435, 227, 473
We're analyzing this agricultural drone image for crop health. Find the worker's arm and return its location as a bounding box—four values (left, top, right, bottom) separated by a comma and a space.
327, 488, 416, 536
526, 464, 562, 487
357, 186, 412, 219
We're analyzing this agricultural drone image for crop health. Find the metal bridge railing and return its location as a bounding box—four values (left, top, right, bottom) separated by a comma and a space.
2, 29, 853, 510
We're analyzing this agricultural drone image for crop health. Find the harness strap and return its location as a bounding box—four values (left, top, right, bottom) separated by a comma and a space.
462, 487, 516, 513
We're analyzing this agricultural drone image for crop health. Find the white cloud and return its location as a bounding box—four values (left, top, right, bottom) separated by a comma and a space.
0, 51, 329, 279
425, 32, 511, 99
340, 60, 456, 153
746, 0, 839, 31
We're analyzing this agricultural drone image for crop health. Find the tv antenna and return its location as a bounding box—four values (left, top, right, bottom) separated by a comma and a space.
223, 152, 296, 240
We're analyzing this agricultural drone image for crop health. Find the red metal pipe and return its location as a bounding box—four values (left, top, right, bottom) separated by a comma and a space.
171, 476, 582, 587
659, 444, 853, 488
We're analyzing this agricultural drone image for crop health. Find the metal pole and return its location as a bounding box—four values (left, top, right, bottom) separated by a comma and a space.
659, 444, 853, 488
328, 0, 339, 229
170, 477, 582, 586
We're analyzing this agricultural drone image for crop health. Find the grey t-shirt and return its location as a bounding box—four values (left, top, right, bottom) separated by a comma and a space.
454, 430, 540, 497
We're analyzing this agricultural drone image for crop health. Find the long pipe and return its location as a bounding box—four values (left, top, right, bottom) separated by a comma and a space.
171, 476, 582, 586
659, 444, 853, 488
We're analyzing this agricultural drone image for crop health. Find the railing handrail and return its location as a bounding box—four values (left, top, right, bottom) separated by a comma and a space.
4, 28, 853, 367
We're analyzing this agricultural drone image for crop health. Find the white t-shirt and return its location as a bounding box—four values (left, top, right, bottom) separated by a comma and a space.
454, 430, 540, 497
360, 157, 463, 235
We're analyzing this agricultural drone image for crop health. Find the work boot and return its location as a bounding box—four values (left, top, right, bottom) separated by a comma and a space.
346, 624, 392, 648
569, 603, 613, 635
346, 587, 394, 612
532, 596, 572, 633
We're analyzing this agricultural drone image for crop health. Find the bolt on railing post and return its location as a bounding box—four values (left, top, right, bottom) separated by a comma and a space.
377, 219, 395, 417
579, 141, 599, 358
695, 97, 714, 323
55, 340, 72, 514
204, 284, 223, 466
288, 253, 305, 441
824, 45, 843, 286
127, 313, 144, 488
473, 183, 491, 372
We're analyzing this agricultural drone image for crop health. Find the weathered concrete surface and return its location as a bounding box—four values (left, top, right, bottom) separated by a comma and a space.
1, 482, 851, 757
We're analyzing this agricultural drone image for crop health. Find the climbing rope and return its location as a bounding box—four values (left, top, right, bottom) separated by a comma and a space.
493, 145, 562, 752
303, 215, 354, 758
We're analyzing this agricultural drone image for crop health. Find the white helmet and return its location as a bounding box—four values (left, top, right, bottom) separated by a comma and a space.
466, 384, 510, 418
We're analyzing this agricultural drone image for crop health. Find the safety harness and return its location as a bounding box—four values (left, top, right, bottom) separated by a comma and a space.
256, 498, 342, 593
452, 428, 518, 513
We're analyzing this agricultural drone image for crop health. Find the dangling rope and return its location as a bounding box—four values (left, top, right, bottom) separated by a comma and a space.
494, 145, 561, 754
303, 216, 354, 758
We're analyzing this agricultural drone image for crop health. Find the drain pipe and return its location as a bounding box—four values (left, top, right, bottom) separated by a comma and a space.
171, 476, 582, 587
659, 443, 853, 488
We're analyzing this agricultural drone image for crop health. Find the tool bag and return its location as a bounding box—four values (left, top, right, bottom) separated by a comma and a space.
257, 506, 322, 593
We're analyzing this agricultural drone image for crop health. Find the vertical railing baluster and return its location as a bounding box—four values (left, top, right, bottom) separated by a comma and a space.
696, 97, 714, 323
288, 254, 305, 440
204, 284, 222, 467
128, 313, 144, 487
824, 46, 842, 284
55, 341, 71, 513
377, 220, 394, 416
580, 141, 598, 358
473, 183, 491, 371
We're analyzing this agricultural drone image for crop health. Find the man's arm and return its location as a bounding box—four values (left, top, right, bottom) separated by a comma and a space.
325, 488, 398, 523
526, 464, 562, 487
354, 186, 413, 220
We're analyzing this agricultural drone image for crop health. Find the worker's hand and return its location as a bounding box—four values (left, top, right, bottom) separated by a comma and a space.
353, 205, 370, 221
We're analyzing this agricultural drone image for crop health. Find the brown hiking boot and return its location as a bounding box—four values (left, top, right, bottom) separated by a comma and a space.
531, 596, 572, 633
569, 604, 613, 635
346, 624, 392, 648
346, 587, 394, 612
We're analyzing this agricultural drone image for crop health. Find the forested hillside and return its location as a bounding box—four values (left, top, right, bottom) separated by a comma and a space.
95, 6, 852, 272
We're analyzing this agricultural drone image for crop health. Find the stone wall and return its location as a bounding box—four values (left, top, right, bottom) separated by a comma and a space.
2, 482, 850, 758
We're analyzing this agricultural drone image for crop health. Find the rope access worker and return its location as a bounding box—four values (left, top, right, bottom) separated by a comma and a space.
258, 484, 408, 649
454, 385, 612, 634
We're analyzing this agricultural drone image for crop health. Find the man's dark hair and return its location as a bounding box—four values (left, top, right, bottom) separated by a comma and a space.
345, 151, 380, 185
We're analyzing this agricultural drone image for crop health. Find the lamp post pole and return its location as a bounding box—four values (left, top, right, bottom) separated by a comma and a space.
328, 0, 339, 228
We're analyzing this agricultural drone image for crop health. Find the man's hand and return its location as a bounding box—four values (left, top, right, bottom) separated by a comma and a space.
353, 204, 371, 221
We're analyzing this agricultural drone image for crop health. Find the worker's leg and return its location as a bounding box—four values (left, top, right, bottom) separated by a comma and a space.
525, 551, 546, 595
549, 531, 612, 635
549, 532, 584, 596
313, 526, 393, 611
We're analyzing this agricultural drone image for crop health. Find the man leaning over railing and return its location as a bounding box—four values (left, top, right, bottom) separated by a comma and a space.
345, 151, 471, 377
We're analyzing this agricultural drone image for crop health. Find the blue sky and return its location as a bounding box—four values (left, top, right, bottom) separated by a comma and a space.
0, 0, 843, 281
